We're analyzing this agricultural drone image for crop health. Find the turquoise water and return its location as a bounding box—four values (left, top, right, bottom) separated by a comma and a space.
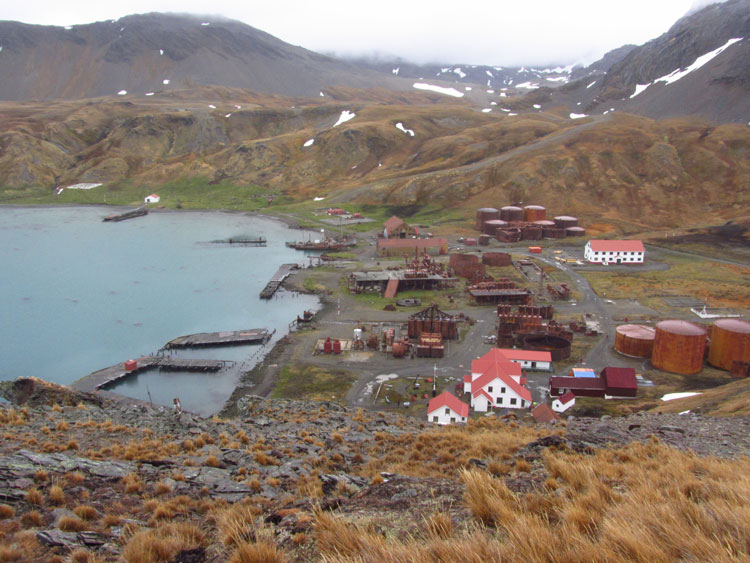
0, 206, 319, 415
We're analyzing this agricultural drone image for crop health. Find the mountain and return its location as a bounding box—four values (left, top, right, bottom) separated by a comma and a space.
547, 0, 750, 123
0, 13, 408, 100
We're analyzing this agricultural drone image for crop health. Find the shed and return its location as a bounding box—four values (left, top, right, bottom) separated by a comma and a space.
144, 193, 160, 203
532, 403, 560, 423
602, 367, 637, 398
551, 392, 575, 413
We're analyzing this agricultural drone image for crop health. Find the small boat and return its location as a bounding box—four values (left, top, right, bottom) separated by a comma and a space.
103, 207, 148, 222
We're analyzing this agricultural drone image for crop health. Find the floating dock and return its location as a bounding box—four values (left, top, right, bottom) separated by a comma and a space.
165, 328, 271, 348
71, 356, 231, 393
103, 207, 148, 222
260, 264, 299, 299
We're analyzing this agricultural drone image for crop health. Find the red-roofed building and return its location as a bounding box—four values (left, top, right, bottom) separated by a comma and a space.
427, 391, 469, 425
549, 376, 606, 398
494, 348, 552, 371
552, 392, 576, 413
602, 367, 638, 398
469, 361, 532, 412
584, 240, 644, 264
377, 238, 447, 256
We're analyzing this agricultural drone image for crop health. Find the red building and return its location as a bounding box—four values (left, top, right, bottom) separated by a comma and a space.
601, 367, 637, 398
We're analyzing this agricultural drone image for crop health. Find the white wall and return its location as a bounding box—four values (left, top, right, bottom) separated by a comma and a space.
428, 406, 467, 425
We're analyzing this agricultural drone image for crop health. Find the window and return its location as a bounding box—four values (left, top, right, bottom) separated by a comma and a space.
488, 386, 493, 392
501, 387, 506, 393
521, 400, 525, 407
497, 397, 503, 404
450, 417, 456, 423
445, 408, 450, 415
510, 398, 517, 405
531, 361, 536, 368
432, 416, 438, 422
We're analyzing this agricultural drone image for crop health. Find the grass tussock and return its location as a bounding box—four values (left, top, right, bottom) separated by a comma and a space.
122, 521, 206, 563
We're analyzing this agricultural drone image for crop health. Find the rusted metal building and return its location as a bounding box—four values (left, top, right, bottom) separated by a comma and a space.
469, 282, 532, 304
496, 228, 522, 243
652, 320, 707, 375
615, 324, 656, 358
377, 238, 448, 256
708, 318, 750, 371
482, 252, 512, 267
383, 216, 419, 239
482, 219, 509, 235
449, 254, 485, 279
475, 208, 500, 230
408, 304, 458, 340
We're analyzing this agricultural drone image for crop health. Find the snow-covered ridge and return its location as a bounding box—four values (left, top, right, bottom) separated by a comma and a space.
631, 37, 743, 98
412, 83, 464, 98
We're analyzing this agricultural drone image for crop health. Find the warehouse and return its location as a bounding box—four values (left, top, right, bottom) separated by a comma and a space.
584, 240, 645, 264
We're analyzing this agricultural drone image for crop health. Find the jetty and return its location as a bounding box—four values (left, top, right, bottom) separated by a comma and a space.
71, 356, 232, 393
103, 207, 148, 222
165, 328, 271, 348
209, 237, 267, 246
260, 264, 299, 299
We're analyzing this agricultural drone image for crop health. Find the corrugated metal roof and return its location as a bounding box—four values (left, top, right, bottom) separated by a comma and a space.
383, 215, 404, 233
601, 367, 637, 389
588, 240, 645, 252
495, 349, 551, 362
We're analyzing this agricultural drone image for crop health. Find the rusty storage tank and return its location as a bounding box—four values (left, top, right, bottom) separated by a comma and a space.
523, 205, 547, 222
554, 216, 579, 228
500, 206, 524, 222
323, 337, 333, 354
478, 234, 491, 246
615, 324, 656, 358
333, 339, 342, 354
533, 220, 556, 228
565, 226, 586, 237
708, 319, 750, 371
652, 320, 707, 375
482, 252, 512, 267
521, 225, 542, 240
482, 219, 508, 235
392, 340, 408, 358
542, 227, 566, 239
476, 208, 500, 230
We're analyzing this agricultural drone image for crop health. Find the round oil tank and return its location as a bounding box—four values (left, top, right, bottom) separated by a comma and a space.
615, 324, 656, 358
533, 220, 556, 227
554, 215, 579, 228
476, 208, 499, 230
482, 219, 508, 234
542, 227, 566, 239
478, 234, 491, 246
708, 319, 750, 371
565, 226, 586, 237
520, 333, 571, 361
523, 205, 547, 222
500, 206, 524, 221
652, 320, 707, 375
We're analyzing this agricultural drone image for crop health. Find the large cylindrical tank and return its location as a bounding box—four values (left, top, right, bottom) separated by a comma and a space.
533, 220, 556, 228
521, 225, 542, 240
392, 341, 408, 358
500, 206, 523, 221
652, 320, 707, 374
708, 319, 750, 371
482, 219, 508, 234
565, 226, 586, 237
476, 208, 499, 230
615, 324, 656, 358
542, 227, 566, 239
523, 205, 547, 222
478, 234, 491, 246
554, 216, 579, 228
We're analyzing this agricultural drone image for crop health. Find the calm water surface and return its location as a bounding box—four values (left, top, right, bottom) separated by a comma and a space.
0, 206, 319, 415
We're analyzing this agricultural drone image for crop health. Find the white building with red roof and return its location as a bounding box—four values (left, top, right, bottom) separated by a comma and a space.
584, 240, 644, 264
551, 391, 576, 413
495, 349, 552, 371
427, 391, 469, 425
463, 349, 533, 412
144, 193, 161, 203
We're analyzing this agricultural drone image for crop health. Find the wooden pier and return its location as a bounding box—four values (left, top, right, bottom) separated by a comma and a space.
71, 356, 231, 393
260, 264, 299, 299
165, 328, 271, 348
103, 207, 148, 222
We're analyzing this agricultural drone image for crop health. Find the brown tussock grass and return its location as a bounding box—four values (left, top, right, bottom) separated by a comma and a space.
73, 505, 99, 521
20, 511, 43, 528
122, 521, 206, 563
25, 488, 42, 506
58, 516, 87, 532
47, 484, 65, 505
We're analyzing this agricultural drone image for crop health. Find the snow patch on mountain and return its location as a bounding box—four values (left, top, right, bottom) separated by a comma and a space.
412, 83, 464, 97
304, 139, 315, 147
333, 110, 356, 127
570, 113, 588, 119
395, 123, 415, 136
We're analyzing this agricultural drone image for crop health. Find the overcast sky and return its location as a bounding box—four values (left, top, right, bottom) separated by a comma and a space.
1, 0, 725, 66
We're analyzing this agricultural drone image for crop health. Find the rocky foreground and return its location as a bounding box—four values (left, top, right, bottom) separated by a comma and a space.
2, 377, 750, 561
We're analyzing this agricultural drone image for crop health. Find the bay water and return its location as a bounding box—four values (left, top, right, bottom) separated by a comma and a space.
0, 206, 320, 415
